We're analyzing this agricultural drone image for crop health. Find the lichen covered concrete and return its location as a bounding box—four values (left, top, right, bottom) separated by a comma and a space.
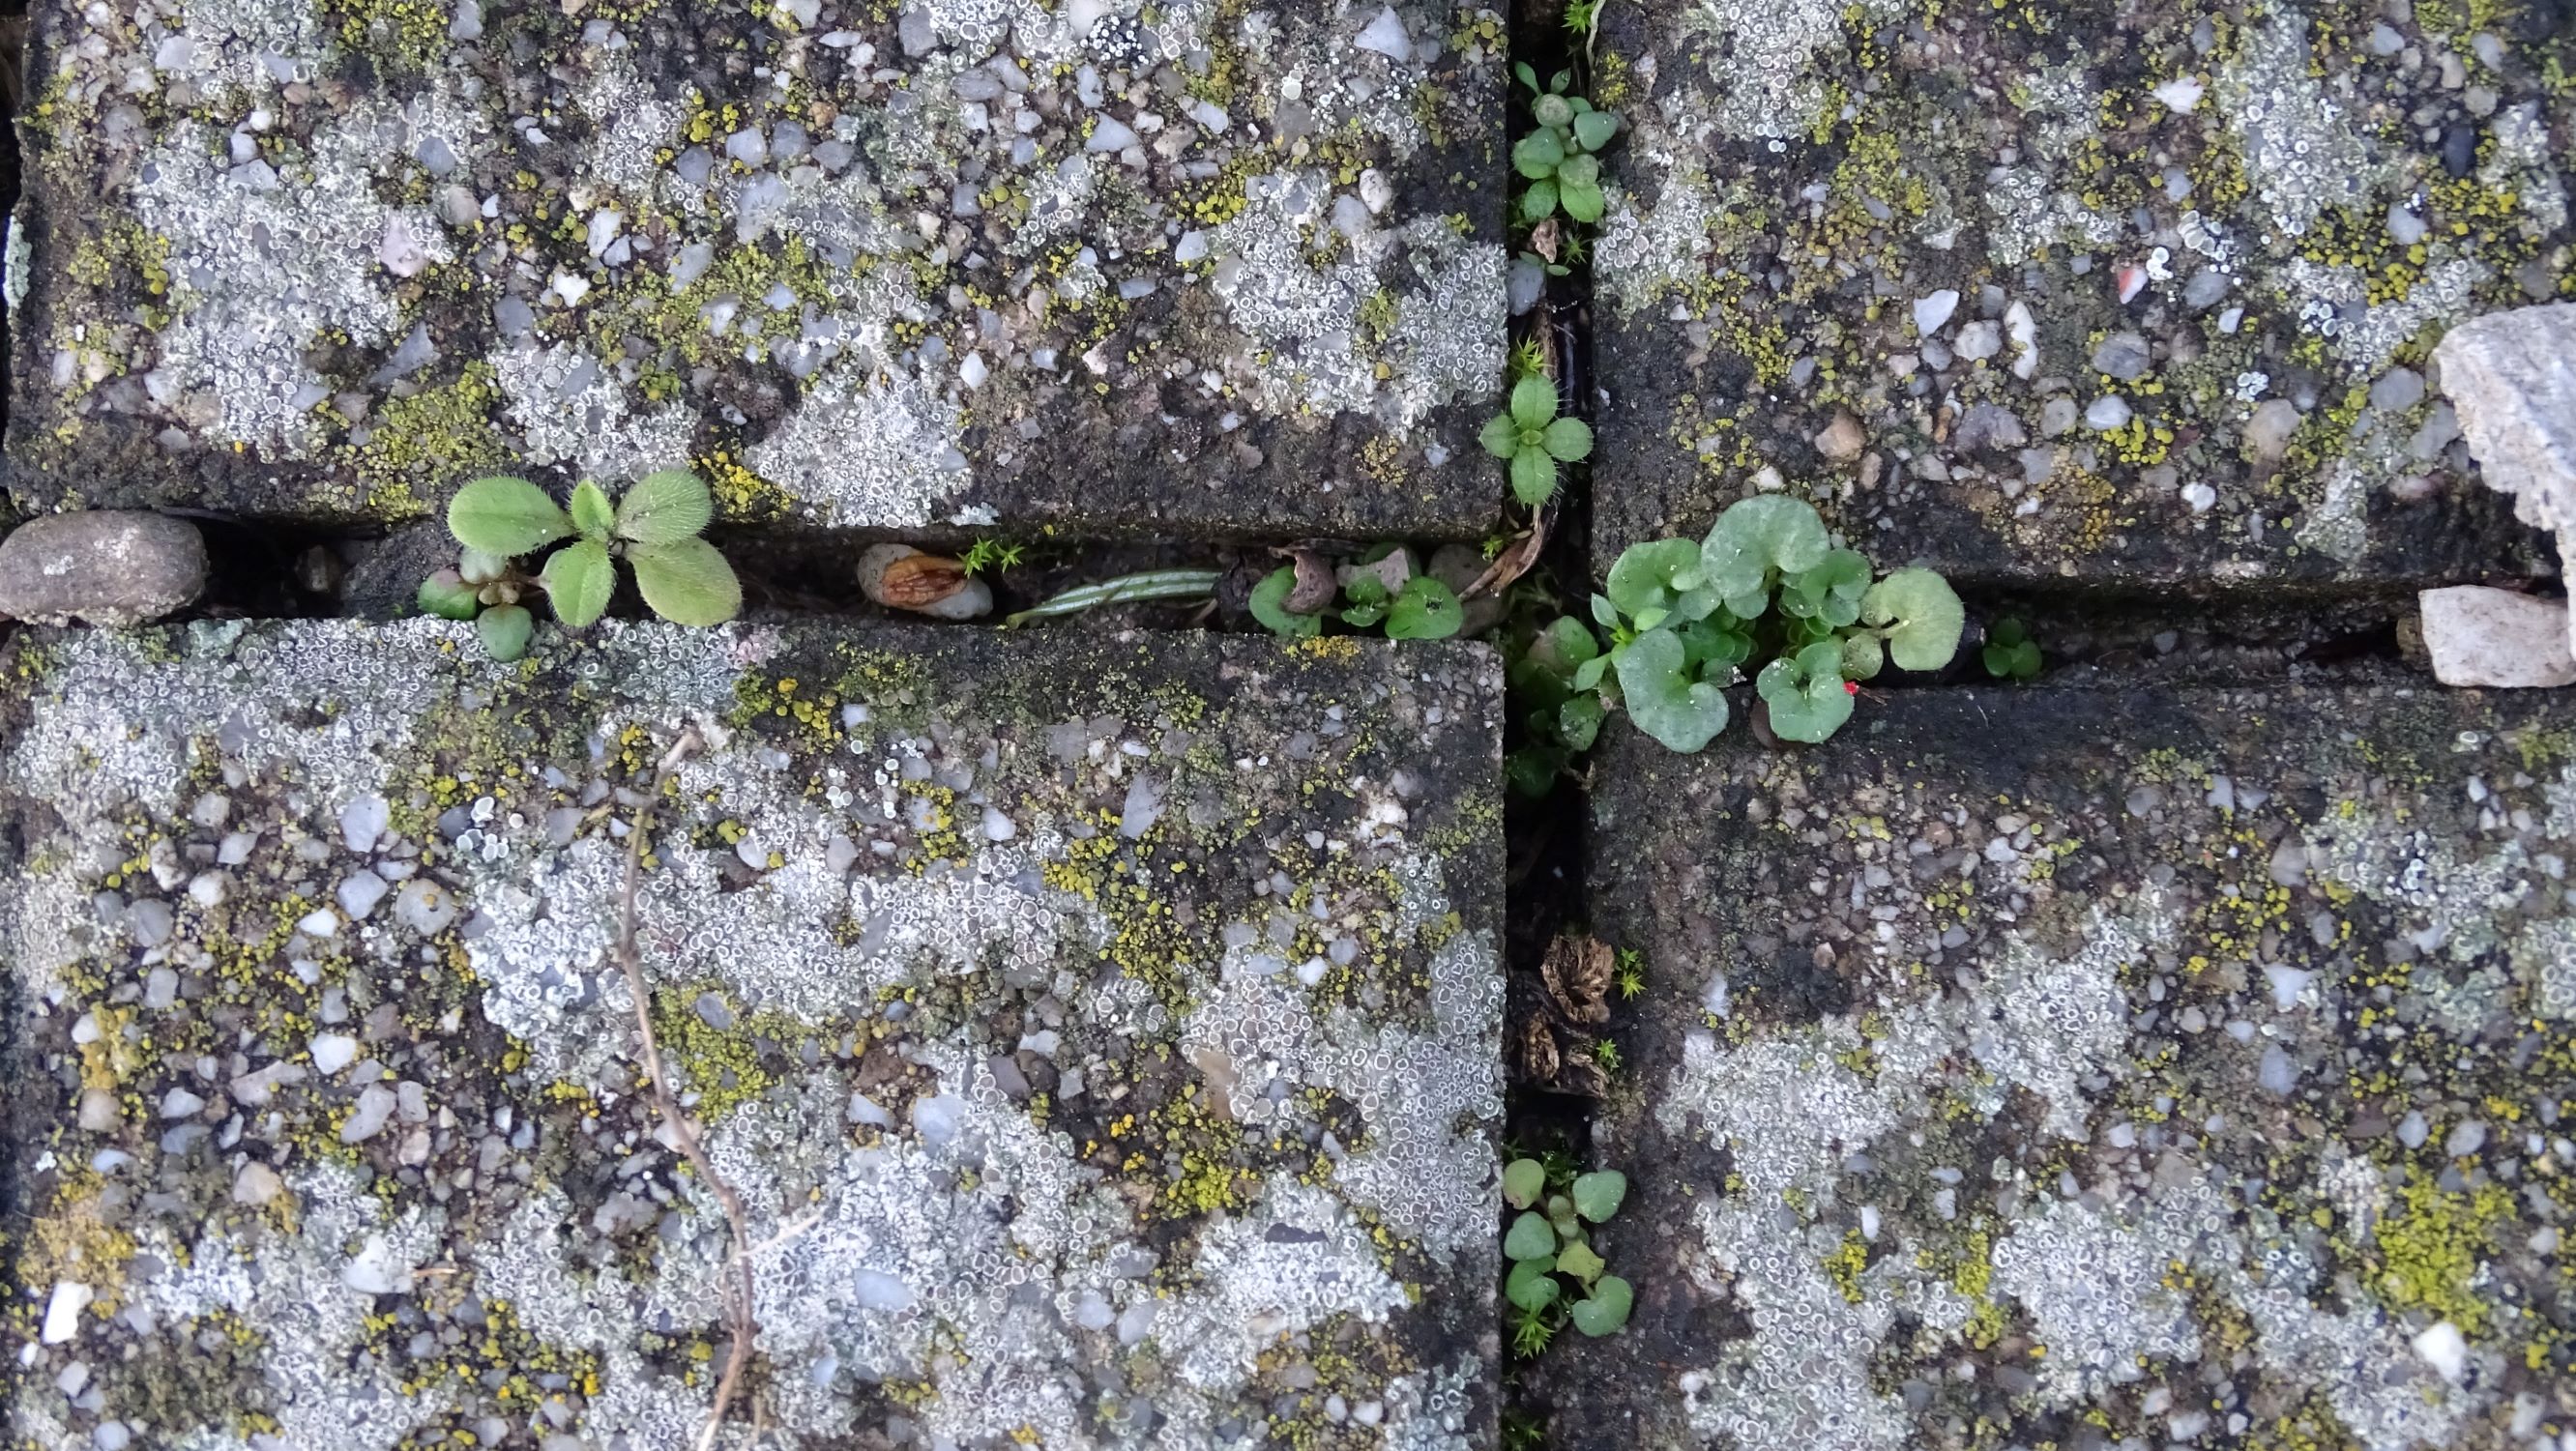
1588, 1, 2570, 587
1558, 678, 2576, 1449
3, 0, 1508, 539
0, 619, 1505, 1447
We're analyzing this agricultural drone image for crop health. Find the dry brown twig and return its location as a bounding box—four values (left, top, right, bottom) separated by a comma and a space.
611, 727, 763, 1451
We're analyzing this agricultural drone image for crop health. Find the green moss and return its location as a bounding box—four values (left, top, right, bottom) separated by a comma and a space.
318, 0, 451, 72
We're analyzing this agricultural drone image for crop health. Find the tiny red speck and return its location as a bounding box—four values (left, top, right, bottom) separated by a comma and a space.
1844, 681, 1859, 695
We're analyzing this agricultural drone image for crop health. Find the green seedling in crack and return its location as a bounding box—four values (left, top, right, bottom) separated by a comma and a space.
1502, 1155, 1633, 1354
1983, 617, 2043, 680
1505, 496, 1962, 768
421, 470, 742, 660
1511, 64, 1620, 224
1251, 545, 1464, 642
1481, 376, 1594, 508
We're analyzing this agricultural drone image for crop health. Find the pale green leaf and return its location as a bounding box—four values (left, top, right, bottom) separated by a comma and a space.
1505, 1211, 1558, 1262
1479, 412, 1522, 459
1541, 416, 1594, 462
1506, 1259, 1561, 1313
1699, 495, 1830, 604
540, 539, 615, 628
1860, 566, 1965, 672
1387, 576, 1463, 640
615, 468, 717, 545
1841, 631, 1886, 682
1572, 108, 1619, 151
448, 477, 573, 558
1509, 375, 1559, 428
1756, 641, 1855, 742
1559, 180, 1604, 223
569, 479, 616, 541
1511, 130, 1566, 178
1605, 538, 1713, 624
417, 569, 479, 621
1519, 178, 1560, 223
628, 537, 743, 626
1572, 1171, 1627, 1222
476, 603, 534, 661
1614, 628, 1729, 753
1510, 447, 1559, 508
1554, 1239, 1606, 1285
1502, 1159, 1547, 1210
1248, 566, 1323, 638
1569, 1277, 1633, 1337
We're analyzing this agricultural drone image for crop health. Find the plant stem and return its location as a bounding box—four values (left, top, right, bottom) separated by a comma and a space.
1002, 567, 1222, 625
611, 728, 762, 1451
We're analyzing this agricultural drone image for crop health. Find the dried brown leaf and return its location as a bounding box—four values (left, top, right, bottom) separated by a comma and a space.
1539, 934, 1613, 1025
1519, 1014, 1560, 1084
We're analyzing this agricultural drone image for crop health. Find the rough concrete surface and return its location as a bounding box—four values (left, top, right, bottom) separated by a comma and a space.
0, 620, 1505, 1449
3, 1, 1510, 539
1587, 2, 2570, 588
1558, 679, 2576, 1450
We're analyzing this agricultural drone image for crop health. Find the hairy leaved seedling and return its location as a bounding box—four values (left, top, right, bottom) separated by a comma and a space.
1480, 376, 1594, 508
422, 470, 741, 660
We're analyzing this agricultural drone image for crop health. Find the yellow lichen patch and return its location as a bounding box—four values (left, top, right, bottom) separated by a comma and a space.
2370, 1171, 2516, 1337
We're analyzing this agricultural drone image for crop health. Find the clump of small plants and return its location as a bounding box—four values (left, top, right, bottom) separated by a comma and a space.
1982, 617, 2043, 680
420, 470, 741, 660
1250, 545, 1464, 641
1510, 64, 1618, 225
1501, 1154, 1631, 1355
1508, 495, 1962, 787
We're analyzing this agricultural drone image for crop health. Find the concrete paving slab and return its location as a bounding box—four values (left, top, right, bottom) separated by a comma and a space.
4, 1, 1510, 538
1555, 678, 2576, 1449
0, 620, 1505, 1448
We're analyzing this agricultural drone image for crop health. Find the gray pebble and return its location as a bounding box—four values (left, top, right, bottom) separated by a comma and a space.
0, 512, 207, 626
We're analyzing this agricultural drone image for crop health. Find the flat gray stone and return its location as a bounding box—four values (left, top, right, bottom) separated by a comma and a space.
0, 620, 1504, 1447
0, 511, 206, 625
1587, 5, 2566, 588
4, 2, 1508, 538
1552, 679, 2576, 1448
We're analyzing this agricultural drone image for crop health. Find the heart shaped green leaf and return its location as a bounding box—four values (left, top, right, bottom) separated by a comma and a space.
1605, 538, 1712, 624
1506, 1258, 1562, 1314
540, 539, 615, 628
1841, 630, 1886, 682
1614, 628, 1729, 753
1569, 1276, 1633, 1337
1572, 108, 1619, 151
1861, 567, 1965, 672
1502, 1158, 1547, 1210
1512, 130, 1566, 179
1553, 1239, 1606, 1286
1249, 566, 1323, 638
1779, 549, 1870, 627
1756, 641, 1855, 743
475, 603, 535, 661
615, 468, 717, 545
417, 569, 480, 621
448, 477, 573, 558
1699, 496, 1830, 613
1505, 1211, 1558, 1262
1572, 1170, 1628, 1222
1387, 576, 1463, 640
1530, 616, 1600, 677
628, 537, 743, 626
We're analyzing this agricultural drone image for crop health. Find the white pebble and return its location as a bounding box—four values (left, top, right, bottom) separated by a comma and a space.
337, 869, 390, 919
41, 1283, 91, 1344
310, 1033, 361, 1076
1913, 288, 1960, 336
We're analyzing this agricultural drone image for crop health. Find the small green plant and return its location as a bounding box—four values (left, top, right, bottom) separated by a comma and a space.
1614, 949, 1645, 1001
1505, 496, 1962, 778
1480, 376, 1594, 508
1510, 65, 1619, 224
1501, 1156, 1632, 1353
1982, 618, 2042, 680
420, 471, 741, 661
1250, 546, 1464, 642
958, 537, 1026, 576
